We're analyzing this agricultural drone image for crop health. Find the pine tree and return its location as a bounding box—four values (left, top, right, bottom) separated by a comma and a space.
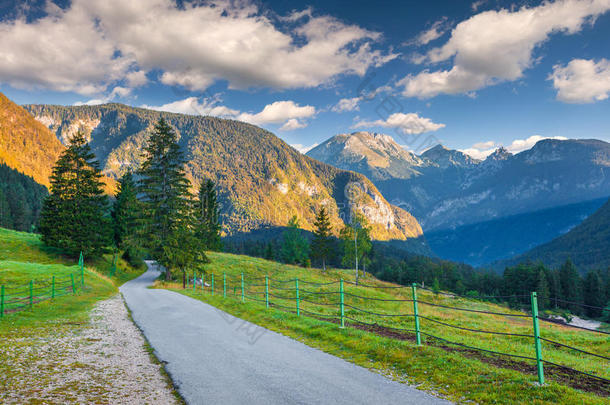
583, 271, 605, 318
138, 118, 206, 280
311, 207, 333, 272
559, 259, 583, 314
112, 171, 139, 250
39, 132, 111, 257
535, 265, 550, 309
195, 179, 222, 251
281, 216, 309, 266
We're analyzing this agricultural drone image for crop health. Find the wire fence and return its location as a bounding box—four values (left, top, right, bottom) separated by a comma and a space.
0, 252, 86, 318
184, 270, 610, 389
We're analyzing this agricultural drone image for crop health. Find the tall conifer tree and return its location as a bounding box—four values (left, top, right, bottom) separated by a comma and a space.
39, 132, 111, 257
112, 171, 139, 250
195, 179, 222, 251
138, 119, 206, 280
311, 207, 333, 272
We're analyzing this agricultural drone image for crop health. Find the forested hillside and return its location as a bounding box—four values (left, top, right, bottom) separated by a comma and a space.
0, 164, 47, 232
496, 198, 610, 272
25, 103, 424, 243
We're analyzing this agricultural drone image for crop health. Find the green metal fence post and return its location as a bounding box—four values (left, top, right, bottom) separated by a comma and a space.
412, 283, 421, 346
202, 273, 205, 293
211, 274, 214, 295
71, 274, 75, 295
79, 251, 84, 286
340, 279, 345, 328
1, 285, 5, 318
223, 273, 226, 298
241, 273, 245, 303
29, 280, 33, 308
531, 292, 545, 385
265, 276, 269, 309
294, 278, 301, 316
193, 271, 196, 292
52, 276, 55, 299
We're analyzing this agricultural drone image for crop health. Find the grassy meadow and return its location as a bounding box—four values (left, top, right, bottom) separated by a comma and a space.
159, 251, 609, 404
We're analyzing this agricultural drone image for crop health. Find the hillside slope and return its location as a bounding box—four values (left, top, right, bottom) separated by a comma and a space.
24, 103, 423, 243
494, 198, 610, 272
0, 92, 116, 193
427, 197, 607, 267
0, 92, 65, 188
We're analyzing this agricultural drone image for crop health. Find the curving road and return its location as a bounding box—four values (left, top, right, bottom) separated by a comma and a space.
120, 262, 451, 405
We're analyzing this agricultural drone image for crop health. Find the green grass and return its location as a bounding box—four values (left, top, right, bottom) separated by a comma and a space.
159, 251, 609, 405
0, 227, 143, 327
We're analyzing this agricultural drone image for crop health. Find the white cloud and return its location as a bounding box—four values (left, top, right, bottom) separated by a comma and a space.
471, 0, 487, 12
142, 96, 240, 117
353, 112, 445, 135
460, 135, 569, 159
550, 58, 610, 103
400, 0, 610, 98
332, 97, 361, 112
280, 119, 308, 131
409, 17, 449, 46
0, 0, 396, 96
74, 86, 132, 105
291, 143, 318, 153
237, 100, 316, 127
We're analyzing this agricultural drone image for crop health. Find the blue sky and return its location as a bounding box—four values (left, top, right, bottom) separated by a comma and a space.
1, 0, 609, 158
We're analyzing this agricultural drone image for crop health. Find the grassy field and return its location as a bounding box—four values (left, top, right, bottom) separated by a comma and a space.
159, 251, 609, 404
0, 226, 143, 327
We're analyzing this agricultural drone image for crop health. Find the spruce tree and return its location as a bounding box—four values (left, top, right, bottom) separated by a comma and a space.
281, 216, 309, 266
195, 179, 222, 251
112, 171, 139, 250
583, 271, 605, 318
311, 207, 333, 272
559, 259, 583, 313
535, 265, 550, 309
39, 132, 111, 257
138, 118, 206, 280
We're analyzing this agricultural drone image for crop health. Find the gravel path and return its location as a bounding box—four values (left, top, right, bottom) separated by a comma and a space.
0, 294, 178, 404
121, 262, 451, 405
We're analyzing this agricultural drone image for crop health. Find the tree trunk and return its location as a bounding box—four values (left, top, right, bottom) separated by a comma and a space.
322, 258, 326, 273
182, 270, 186, 289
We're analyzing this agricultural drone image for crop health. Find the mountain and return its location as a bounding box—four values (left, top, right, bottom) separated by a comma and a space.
0, 92, 65, 188
307, 132, 425, 180
309, 133, 610, 231
494, 198, 610, 272
0, 92, 116, 193
24, 103, 425, 247
426, 197, 607, 267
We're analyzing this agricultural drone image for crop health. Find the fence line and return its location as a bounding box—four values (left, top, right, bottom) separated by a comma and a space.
0, 252, 87, 318
186, 271, 610, 387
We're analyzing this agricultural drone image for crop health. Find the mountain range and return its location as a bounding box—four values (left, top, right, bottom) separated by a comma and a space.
19, 100, 424, 249
308, 131, 610, 266
493, 197, 610, 272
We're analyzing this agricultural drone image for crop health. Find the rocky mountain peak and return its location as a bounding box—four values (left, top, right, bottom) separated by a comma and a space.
420, 143, 481, 168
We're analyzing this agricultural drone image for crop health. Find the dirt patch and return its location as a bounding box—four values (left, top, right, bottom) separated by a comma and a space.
348, 320, 610, 397
0, 294, 179, 404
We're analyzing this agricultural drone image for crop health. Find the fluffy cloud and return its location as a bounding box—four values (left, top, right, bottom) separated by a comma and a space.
400, 0, 610, 98
353, 112, 445, 135
332, 97, 361, 112
409, 17, 449, 46
143, 97, 315, 130
550, 58, 610, 103
460, 135, 568, 159
142, 97, 240, 117
237, 101, 315, 129
74, 86, 133, 106
0, 0, 396, 95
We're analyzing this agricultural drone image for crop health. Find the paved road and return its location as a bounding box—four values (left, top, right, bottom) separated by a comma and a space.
120, 263, 451, 405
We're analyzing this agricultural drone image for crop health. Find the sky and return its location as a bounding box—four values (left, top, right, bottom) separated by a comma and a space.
1, 0, 609, 159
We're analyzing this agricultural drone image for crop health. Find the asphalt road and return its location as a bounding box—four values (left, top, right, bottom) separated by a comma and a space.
120, 262, 451, 405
